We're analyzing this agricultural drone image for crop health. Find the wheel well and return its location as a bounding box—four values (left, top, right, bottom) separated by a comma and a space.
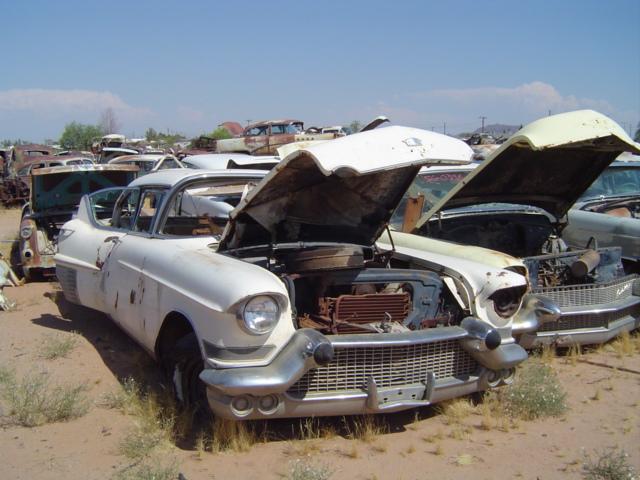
155, 312, 195, 362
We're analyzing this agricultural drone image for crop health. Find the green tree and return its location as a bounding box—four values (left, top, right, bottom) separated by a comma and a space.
208, 127, 232, 140
59, 122, 104, 150
348, 120, 362, 133
145, 127, 158, 141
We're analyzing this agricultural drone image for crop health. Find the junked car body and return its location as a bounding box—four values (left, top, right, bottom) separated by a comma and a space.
55, 127, 545, 420
20, 165, 138, 279
563, 154, 640, 263
108, 154, 184, 175
210, 119, 344, 156
181, 153, 279, 171
391, 110, 640, 348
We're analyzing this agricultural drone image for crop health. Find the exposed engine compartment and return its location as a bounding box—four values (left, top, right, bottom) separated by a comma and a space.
419, 212, 554, 258
523, 247, 625, 288
419, 212, 628, 288
242, 244, 466, 335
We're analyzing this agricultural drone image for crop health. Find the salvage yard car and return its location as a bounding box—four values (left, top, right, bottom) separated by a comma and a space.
390, 110, 640, 348
563, 153, 640, 263
55, 126, 548, 420
20, 165, 138, 279
210, 119, 344, 156
108, 154, 184, 174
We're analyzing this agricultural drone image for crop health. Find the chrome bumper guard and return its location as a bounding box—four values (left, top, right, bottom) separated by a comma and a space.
200, 319, 527, 420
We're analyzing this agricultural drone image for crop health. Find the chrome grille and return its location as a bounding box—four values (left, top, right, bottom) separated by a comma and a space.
538, 303, 640, 332
288, 340, 478, 396
533, 275, 638, 308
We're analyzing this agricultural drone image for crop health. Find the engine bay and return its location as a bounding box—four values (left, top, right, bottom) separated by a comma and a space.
239, 244, 466, 335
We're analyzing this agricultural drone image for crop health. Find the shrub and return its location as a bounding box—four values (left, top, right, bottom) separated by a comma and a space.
582, 447, 637, 480
0, 368, 89, 426
495, 360, 567, 420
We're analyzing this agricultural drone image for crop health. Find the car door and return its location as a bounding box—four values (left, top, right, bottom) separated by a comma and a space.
100, 188, 167, 344
59, 187, 138, 313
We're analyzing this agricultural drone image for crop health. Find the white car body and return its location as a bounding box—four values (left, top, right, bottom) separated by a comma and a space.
393, 111, 640, 348
108, 154, 185, 174
181, 153, 279, 171
56, 126, 539, 420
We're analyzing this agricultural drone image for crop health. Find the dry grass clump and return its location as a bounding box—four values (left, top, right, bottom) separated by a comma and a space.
565, 344, 583, 366
582, 447, 637, 480
210, 417, 260, 453
439, 398, 475, 425
113, 455, 179, 480
345, 415, 387, 443
107, 378, 182, 479
0, 366, 89, 426
532, 344, 556, 364
454, 453, 476, 466
609, 331, 637, 358
288, 459, 333, 480
493, 359, 567, 421
40, 332, 79, 360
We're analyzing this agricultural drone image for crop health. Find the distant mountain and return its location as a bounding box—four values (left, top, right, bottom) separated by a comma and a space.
473, 124, 521, 138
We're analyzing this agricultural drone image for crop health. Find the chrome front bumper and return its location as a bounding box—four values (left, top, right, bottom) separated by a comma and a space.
519, 300, 640, 348
199, 322, 527, 420
518, 275, 640, 348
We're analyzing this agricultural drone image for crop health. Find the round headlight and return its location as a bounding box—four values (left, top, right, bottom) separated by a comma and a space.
20, 225, 33, 239
242, 295, 279, 335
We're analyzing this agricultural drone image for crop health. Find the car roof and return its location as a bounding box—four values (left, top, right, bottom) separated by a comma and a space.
109, 154, 165, 163
128, 168, 267, 188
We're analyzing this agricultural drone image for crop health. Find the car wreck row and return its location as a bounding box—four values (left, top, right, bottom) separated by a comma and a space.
14, 109, 633, 422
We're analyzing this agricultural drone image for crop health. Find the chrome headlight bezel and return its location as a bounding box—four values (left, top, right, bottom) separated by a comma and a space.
240, 295, 279, 335
20, 225, 33, 239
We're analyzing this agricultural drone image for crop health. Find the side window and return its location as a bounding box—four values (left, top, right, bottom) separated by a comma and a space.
89, 188, 130, 227
111, 189, 141, 230
157, 158, 179, 170
270, 125, 286, 135
133, 190, 165, 233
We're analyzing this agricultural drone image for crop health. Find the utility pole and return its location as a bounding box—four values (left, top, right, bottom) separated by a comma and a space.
479, 116, 487, 133
443, 121, 446, 135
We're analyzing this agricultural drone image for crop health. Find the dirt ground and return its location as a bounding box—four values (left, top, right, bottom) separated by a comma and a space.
0, 206, 638, 480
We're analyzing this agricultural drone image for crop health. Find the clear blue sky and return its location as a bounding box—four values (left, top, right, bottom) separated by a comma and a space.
1, 0, 638, 141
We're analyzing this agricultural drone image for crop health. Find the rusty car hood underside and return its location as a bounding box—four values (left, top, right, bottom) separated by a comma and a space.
416, 110, 640, 229
218, 126, 473, 251
30, 165, 138, 214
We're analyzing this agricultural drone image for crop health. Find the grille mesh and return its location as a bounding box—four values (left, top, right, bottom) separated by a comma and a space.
288, 340, 478, 396
538, 303, 640, 332
533, 275, 638, 308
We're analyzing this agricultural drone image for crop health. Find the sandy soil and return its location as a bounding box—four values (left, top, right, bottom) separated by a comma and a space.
0, 207, 638, 480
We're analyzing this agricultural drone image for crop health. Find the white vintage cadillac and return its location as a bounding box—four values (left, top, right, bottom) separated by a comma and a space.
388, 111, 640, 348
56, 126, 545, 420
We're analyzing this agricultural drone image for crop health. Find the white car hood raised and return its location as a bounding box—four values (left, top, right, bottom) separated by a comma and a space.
219, 126, 473, 251
416, 110, 640, 229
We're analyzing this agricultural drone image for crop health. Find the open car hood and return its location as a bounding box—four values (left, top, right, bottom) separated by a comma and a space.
31, 165, 138, 213
416, 110, 640, 229
218, 126, 473, 251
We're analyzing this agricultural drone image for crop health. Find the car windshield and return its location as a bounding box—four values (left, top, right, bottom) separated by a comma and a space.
161, 178, 260, 237
390, 170, 469, 228
580, 166, 640, 199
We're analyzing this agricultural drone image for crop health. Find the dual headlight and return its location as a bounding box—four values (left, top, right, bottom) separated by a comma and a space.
241, 295, 279, 335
